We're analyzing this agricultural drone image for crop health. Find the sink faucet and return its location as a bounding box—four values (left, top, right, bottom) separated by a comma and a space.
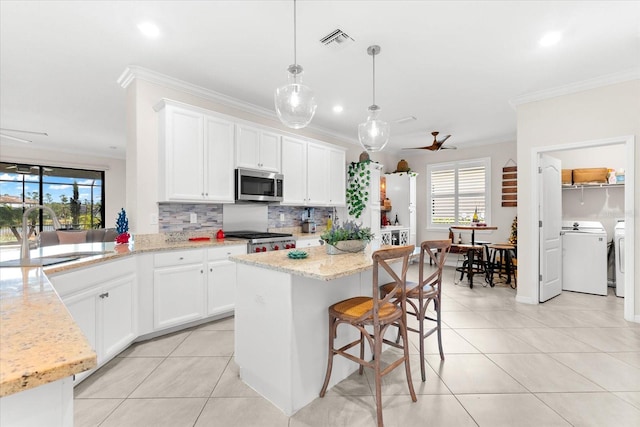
21, 205, 62, 262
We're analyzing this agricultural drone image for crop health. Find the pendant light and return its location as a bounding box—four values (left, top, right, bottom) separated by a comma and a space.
274, 0, 317, 129
358, 45, 390, 152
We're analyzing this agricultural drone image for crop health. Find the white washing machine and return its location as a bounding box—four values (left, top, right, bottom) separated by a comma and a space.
561, 220, 608, 296
614, 221, 625, 297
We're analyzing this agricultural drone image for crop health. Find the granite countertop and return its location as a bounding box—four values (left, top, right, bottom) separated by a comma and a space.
231, 245, 380, 281
0, 234, 249, 398
0, 267, 96, 397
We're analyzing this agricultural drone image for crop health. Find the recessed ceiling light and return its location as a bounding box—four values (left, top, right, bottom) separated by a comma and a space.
332, 105, 344, 113
539, 31, 562, 47
138, 22, 160, 39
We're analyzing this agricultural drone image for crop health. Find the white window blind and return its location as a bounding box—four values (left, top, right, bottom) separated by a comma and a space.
428, 158, 491, 228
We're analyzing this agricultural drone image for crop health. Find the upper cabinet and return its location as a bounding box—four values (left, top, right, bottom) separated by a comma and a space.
281, 137, 346, 207
235, 124, 281, 172
156, 100, 235, 203
328, 147, 346, 206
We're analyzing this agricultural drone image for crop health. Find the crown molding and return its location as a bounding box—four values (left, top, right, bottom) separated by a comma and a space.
117, 66, 357, 146
509, 68, 640, 108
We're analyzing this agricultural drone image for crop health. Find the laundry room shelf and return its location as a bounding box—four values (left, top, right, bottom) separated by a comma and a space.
562, 183, 624, 190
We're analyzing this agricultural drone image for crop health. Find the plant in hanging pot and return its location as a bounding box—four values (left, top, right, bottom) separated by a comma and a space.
320, 220, 374, 254
115, 208, 130, 244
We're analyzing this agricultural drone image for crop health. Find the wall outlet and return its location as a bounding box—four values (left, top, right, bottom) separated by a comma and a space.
279, 213, 285, 222
150, 213, 158, 225
190, 213, 197, 223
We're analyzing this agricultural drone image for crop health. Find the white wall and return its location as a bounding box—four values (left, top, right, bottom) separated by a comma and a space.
0, 144, 126, 228
389, 141, 518, 246
125, 78, 366, 234
516, 79, 639, 317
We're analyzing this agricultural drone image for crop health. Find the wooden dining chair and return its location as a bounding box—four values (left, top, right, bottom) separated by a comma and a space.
381, 240, 451, 381
319, 245, 417, 427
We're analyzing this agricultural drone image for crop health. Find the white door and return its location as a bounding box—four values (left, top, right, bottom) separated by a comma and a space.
539, 153, 562, 302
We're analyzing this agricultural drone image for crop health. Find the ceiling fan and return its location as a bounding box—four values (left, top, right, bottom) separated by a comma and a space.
404, 131, 456, 151
0, 127, 48, 144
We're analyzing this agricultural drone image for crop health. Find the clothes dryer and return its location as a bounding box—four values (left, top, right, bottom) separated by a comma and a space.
614, 221, 625, 297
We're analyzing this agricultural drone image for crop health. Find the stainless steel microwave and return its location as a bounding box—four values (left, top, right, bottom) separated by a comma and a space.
235, 168, 284, 202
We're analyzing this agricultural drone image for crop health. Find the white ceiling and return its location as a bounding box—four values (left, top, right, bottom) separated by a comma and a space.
1, 1, 639, 159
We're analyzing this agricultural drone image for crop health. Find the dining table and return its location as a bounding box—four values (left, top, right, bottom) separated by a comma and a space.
450, 224, 498, 287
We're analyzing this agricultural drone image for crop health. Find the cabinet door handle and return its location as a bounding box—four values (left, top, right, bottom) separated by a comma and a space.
210, 268, 213, 272
179, 257, 184, 260
201, 269, 204, 274
99, 292, 109, 299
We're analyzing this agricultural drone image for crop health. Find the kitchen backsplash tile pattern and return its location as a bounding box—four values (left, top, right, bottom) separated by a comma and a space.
268, 206, 333, 228
158, 203, 223, 232
158, 203, 334, 232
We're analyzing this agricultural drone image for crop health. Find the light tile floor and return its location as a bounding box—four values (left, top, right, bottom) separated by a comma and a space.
74, 265, 640, 426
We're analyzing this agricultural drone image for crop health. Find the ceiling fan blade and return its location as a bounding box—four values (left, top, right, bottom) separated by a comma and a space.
0, 127, 48, 136
438, 134, 452, 144
441, 146, 457, 150
402, 145, 438, 150
0, 133, 32, 143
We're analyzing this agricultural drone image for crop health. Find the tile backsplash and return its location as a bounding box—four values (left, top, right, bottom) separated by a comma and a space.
158, 203, 334, 233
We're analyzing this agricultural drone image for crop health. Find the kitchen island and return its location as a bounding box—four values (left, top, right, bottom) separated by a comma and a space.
231, 244, 400, 416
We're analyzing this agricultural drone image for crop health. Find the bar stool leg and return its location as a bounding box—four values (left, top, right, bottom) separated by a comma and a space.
319, 316, 336, 398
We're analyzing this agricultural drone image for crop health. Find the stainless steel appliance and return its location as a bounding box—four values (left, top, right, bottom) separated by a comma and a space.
301, 207, 316, 233
224, 231, 296, 253
302, 220, 316, 233
235, 168, 283, 202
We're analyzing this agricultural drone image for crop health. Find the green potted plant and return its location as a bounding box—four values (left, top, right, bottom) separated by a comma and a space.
320, 220, 374, 254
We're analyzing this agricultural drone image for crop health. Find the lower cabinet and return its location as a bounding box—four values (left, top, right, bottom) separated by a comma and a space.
49, 258, 137, 383
153, 249, 206, 330
380, 227, 410, 246
207, 245, 245, 316
152, 245, 245, 332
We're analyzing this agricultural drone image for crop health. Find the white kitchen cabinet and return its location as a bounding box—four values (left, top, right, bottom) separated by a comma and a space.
207, 245, 245, 317
281, 136, 307, 205
306, 142, 329, 205
49, 258, 137, 383
236, 124, 281, 172
156, 100, 235, 203
328, 148, 346, 206
380, 227, 410, 246
281, 136, 346, 207
153, 249, 206, 330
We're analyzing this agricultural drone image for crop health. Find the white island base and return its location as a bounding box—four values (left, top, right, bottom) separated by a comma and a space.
233, 246, 399, 416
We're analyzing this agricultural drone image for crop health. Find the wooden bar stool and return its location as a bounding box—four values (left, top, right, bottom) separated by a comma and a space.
486, 243, 517, 288
381, 240, 451, 381
319, 245, 417, 427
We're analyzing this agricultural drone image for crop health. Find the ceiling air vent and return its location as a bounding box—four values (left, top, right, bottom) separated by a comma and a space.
320, 29, 354, 48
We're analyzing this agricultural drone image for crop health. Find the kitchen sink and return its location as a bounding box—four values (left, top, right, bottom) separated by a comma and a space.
0, 251, 110, 268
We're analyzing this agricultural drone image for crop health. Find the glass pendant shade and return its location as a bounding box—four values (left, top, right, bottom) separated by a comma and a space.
358, 45, 389, 152
358, 105, 390, 152
274, 65, 317, 129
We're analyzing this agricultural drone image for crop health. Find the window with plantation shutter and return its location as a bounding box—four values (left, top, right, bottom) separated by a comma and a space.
427, 158, 491, 228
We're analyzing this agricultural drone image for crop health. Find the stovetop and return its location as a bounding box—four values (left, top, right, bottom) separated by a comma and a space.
224, 231, 293, 240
